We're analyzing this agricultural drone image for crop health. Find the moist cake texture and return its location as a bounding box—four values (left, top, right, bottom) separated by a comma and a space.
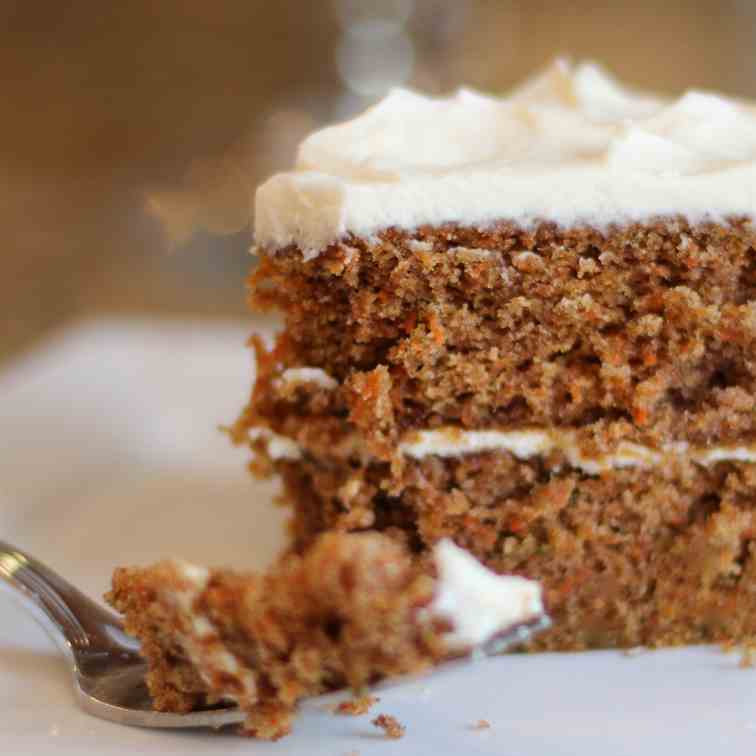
232, 61, 756, 651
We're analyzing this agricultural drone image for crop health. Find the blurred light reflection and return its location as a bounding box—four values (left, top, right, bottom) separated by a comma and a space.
334, 0, 416, 99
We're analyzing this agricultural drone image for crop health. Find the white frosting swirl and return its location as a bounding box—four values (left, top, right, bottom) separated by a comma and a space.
430, 539, 544, 649
255, 60, 756, 258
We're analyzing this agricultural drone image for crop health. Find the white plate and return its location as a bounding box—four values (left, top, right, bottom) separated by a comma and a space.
1, 318, 756, 756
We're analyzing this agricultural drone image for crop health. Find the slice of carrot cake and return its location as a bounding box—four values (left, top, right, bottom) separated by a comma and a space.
107, 533, 545, 739
232, 59, 756, 650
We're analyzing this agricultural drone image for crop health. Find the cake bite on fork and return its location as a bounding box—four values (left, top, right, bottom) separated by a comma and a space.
108, 533, 546, 739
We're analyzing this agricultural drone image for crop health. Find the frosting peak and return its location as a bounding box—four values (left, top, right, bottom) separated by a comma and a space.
255, 60, 756, 257
298, 86, 525, 180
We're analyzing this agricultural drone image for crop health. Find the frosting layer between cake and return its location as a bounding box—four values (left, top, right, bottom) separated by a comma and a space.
251, 425, 756, 474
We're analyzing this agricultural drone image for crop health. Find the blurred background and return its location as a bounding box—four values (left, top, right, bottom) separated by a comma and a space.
2, 0, 755, 363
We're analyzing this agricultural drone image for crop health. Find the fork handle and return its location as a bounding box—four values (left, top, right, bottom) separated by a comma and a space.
0, 540, 137, 658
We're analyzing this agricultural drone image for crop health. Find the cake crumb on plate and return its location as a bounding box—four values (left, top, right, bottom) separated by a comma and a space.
621, 646, 647, 657
371, 714, 405, 739
335, 695, 379, 716
739, 644, 755, 668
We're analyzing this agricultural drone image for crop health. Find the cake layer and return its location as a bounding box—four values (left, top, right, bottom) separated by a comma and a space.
246, 219, 756, 454
255, 448, 756, 650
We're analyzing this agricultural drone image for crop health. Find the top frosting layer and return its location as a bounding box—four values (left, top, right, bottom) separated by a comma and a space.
255, 60, 756, 258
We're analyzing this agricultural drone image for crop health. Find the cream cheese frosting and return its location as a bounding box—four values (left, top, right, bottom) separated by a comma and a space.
255, 60, 756, 258
276, 367, 339, 390
169, 561, 258, 707
430, 539, 544, 649
398, 427, 756, 473
248, 427, 302, 460
250, 423, 756, 472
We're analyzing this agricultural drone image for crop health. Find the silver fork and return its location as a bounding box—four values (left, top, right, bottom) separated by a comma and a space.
0, 540, 245, 729
0, 539, 549, 730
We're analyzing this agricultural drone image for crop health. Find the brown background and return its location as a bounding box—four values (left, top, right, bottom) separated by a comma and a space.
3, 0, 755, 362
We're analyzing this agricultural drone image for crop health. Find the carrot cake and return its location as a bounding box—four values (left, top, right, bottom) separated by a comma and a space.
107, 533, 545, 739
110, 59, 756, 737
232, 59, 756, 650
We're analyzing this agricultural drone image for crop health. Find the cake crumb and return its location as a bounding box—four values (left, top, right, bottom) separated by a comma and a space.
739, 644, 756, 668
371, 714, 405, 739
336, 695, 379, 716
471, 719, 491, 730
621, 646, 647, 657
